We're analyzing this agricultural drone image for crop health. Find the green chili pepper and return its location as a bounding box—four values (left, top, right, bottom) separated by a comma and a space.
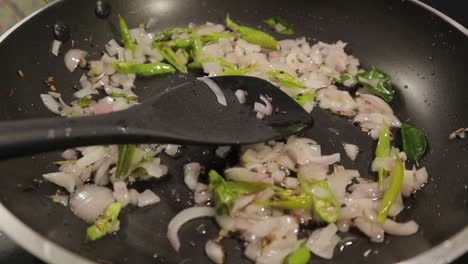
77, 95, 92, 108
220, 64, 257, 76
86, 202, 122, 241
226, 16, 278, 50
401, 123, 427, 164
264, 17, 294, 35
267, 70, 306, 89
154, 27, 192, 42
284, 243, 311, 264
260, 193, 314, 210
209, 170, 273, 215
116, 144, 136, 178
113, 61, 175, 76
156, 44, 188, 73
198, 32, 234, 43
335, 73, 354, 85
109, 92, 138, 102
376, 123, 391, 189
299, 178, 340, 223
166, 38, 193, 48
377, 156, 404, 224
355, 68, 394, 102
191, 37, 203, 60
188, 57, 236, 70
118, 16, 135, 53
294, 92, 316, 107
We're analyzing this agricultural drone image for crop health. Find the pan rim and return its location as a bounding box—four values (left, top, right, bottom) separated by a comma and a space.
0, 0, 466, 263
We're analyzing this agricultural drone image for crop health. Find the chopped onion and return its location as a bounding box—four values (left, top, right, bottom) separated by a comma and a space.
382, 219, 419, 236
64, 49, 87, 72
194, 183, 212, 205
198, 77, 227, 106
167, 206, 215, 252
215, 146, 231, 159
69, 184, 115, 223
306, 223, 340, 259
40, 94, 62, 114
51, 40, 62, 56
43, 172, 75, 193
235, 89, 247, 104
253, 95, 273, 117
138, 189, 160, 207
164, 144, 180, 156
205, 240, 225, 264
343, 143, 359, 161
76, 146, 107, 168
184, 162, 201, 191
113, 181, 129, 207
353, 217, 384, 243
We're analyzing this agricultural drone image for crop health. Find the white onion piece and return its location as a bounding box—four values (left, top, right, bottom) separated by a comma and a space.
40, 94, 62, 114
198, 77, 227, 106
306, 223, 340, 259
297, 164, 327, 182
235, 89, 246, 104
113, 181, 129, 207
215, 146, 231, 159
137, 189, 160, 207
414, 167, 428, 190
343, 143, 359, 161
205, 240, 225, 264
382, 219, 419, 236
232, 194, 256, 213
43, 172, 75, 193
139, 158, 168, 179
64, 49, 87, 72
70, 184, 115, 223
76, 146, 107, 168
184, 162, 201, 191
194, 183, 212, 205
253, 95, 273, 117
371, 157, 395, 172
164, 144, 180, 156
128, 188, 139, 206
353, 217, 384, 243
51, 40, 62, 56
61, 149, 77, 160
167, 206, 216, 252
50, 194, 69, 206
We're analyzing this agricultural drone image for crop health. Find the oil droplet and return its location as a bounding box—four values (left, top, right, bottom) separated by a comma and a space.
428, 56, 433, 61
431, 42, 436, 47
196, 223, 208, 234
430, 71, 435, 76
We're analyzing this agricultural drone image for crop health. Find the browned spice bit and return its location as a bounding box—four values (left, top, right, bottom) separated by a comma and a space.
8, 88, 14, 97
16, 183, 35, 192
17, 70, 24, 78
33, 178, 44, 186
71, 39, 75, 48
275, 107, 280, 113
55, 189, 67, 196
50, 84, 57, 92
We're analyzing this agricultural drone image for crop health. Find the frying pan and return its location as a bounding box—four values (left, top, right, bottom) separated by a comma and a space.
0, 0, 467, 263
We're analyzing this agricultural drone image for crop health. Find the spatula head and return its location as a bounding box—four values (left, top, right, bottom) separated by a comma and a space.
128, 76, 313, 145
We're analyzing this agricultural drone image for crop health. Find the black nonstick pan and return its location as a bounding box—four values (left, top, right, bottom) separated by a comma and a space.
0, 0, 467, 263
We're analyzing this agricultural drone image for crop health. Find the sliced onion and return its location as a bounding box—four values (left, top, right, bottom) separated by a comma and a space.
113, 181, 129, 207
343, 143, 359, 161
215, 146, 231, 159
64, 49, 87, 72
194, 183, 212, 205
253, 95, 273, 116
168, 206, 215, 252
306, 223, 340, 259
61, 149, 77, 160
205, 240, 225, 264
232, 194, 256, 213
235, 89, 247, 104
138, 189, 160, 207
353, 216, 384, 243
92, 102, 114, 115
198, 77, 227, 106
164, 144, 180, 156
69, 184, 115, 223
51, 40, 62, 56
371, 157, 394, 172
43, 172, 75, 193
414, 167, 429, 190
382, 219, 419, 236
184, 162, 201, 191
76, 146, 107, 168
40, 94, 62, 114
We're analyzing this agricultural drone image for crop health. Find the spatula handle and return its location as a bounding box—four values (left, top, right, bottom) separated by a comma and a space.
0, 114, 142, 159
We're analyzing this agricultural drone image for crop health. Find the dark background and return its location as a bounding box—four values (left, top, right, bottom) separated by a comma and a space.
0, 0, 466, 263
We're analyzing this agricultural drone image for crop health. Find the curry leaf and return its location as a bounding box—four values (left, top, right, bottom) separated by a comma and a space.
401, 123, 427, 163
355, 68, 394, 102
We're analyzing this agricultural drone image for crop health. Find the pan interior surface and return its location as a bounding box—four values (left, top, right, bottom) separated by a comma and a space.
0, 0, 466, 263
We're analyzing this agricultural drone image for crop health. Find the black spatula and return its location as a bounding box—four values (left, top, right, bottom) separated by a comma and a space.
0, 76, 312, 159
